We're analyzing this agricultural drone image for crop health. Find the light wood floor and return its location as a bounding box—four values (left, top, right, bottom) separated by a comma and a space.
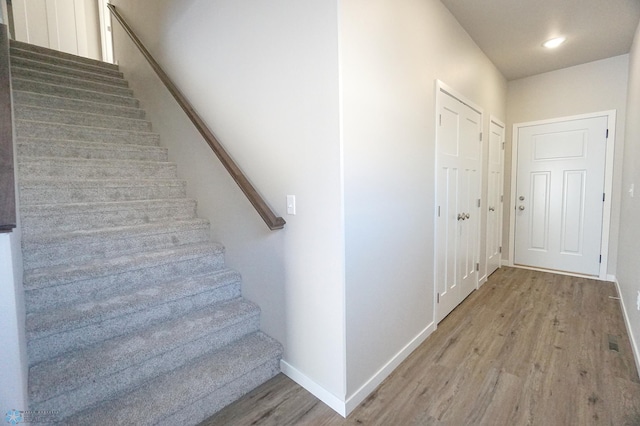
200, 267, 640, 425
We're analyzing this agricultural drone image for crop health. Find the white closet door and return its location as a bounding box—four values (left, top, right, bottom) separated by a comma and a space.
486, 119, 504, 277
436, 87, 481, 323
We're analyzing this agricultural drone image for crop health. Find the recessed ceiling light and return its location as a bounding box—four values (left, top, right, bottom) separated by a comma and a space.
543, 37, 566, 49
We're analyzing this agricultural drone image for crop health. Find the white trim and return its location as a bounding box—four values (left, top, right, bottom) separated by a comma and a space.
97, 0, 113, 63
614, 279, 640, 379
509, 264, 614, 282
509, 111, 616, 280
344, 322, 435, 415
282, 321, 436, 418
280, 360, 347, 417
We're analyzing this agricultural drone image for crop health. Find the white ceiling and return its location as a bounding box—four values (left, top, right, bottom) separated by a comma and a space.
440, 0, 640, 81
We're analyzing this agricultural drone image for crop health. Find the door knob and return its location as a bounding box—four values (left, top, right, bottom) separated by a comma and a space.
519, 205, 525, 211
465, 213, 470, 219
458, 213, 463, 221
519, 195, 525, 201
489, 206, 495, 212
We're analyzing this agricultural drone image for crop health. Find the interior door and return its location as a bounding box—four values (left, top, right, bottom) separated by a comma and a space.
514, 116, 608, 276
486, 119, 504, 277
436, 88, 481, 322
12, 0, 102, 60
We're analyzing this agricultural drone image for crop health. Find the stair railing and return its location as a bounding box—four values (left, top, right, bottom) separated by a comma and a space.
0, 23, 16, 233
107, 5, 285, 230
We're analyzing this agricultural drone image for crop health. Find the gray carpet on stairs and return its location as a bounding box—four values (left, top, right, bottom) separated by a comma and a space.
13, 39, 282, 425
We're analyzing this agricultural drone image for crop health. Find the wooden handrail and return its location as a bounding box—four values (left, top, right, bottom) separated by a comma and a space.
107, 4, 285, 230
0, 23, 16, 233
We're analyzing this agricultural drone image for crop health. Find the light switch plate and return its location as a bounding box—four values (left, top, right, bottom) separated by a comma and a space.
286, 195, 296, 215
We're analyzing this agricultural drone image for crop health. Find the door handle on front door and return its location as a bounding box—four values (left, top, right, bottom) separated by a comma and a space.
489, 206, 495, 211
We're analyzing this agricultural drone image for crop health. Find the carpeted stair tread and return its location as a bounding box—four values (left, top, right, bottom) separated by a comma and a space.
13, 91, 145, 119
26, 269, 243, 364
12, 78, 139, 107
29, 297, 258, 411
63, 332, 282, 426
10, 55, 126, 86
14, 104, 151, 131
19, 198, 196, 233
11, 66, 133, 96
16, 120, 159, 145
22, 218, 211, 269
18, 177, 186, 204
18, 156, 177, 180
17, 138, 167, 161
10, 41, 120, 73
23, 241, 225, 291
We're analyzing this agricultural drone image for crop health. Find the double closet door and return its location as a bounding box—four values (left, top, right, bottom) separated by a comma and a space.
435, 87, 482, 323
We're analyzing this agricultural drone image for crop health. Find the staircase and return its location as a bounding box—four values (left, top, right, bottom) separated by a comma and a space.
12, 40, 282, 425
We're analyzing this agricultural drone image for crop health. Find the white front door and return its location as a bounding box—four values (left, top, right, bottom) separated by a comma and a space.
486, 119, 504, 277
436, 86, 482, 322
514, 116, 608, 276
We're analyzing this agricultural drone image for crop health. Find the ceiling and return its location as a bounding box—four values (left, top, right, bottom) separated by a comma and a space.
440, 0, 640, 81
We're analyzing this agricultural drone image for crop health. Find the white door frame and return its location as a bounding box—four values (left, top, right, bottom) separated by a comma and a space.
434, 79, 484, 323
508, 110, 616, 281
97, 0, 114, 63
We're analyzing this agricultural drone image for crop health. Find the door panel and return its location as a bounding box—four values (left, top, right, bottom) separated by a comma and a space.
436, 89, 481, 322
486, 120, 504, 277
514, 116, 607, 276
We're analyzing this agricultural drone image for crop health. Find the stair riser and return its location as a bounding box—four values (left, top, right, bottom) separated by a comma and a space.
25, 247, 226, 312
161, 358, 281, 426
18, 140, 168, 162
31, 313, 260, 414
16, 121, 159, 146
10, 46, 121, 76
27, 278, 239, 364
12, 79, 138, 107
18, 161, 177, 180
19, 182, 186, 205
63, 333, 282, 426
20, 201, 196, 234
13, 91, 145, 119
15, 105, 151, 132
12, 67, 133, 97
10, 56, 126, 86
23, 226, 210, 270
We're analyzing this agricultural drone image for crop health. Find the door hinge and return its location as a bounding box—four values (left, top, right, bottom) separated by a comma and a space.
476, 263, 480, 271
599, 255, 602, 264
606, 129, 609, 138
499, 246, 502, 254
439, 114, 442, 126
502, 142, 505, 150
603, 193, 606, 202
500, 195, 503, 202
438, 206, 441, 217
479, 132, 483, 142
437, 292, 440, 303
477, 199, 481, 208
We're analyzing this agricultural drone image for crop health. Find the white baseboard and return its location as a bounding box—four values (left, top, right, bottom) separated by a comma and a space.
344, 321, 436, 416
281, 321, 436, 418
613, 279, 640, 379
606, 274, 616, 283
280, 360, 347, 417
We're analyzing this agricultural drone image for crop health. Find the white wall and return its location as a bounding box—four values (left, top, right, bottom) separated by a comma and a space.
0, 231, 27, 411
110, 0, 347, 403
617, 21, 640, 374
110, 0, 508, 415
505, 55, 629, 275
340, 0, 506, 406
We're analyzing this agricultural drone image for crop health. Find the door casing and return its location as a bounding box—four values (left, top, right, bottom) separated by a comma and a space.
508, 111, 616, 281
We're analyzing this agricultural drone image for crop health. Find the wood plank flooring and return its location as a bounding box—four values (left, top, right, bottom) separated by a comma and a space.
200, 267, 640, 426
